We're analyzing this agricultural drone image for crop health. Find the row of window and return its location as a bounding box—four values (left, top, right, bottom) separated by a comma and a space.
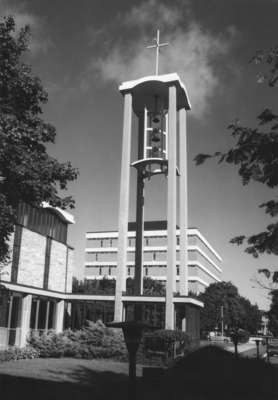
94, 266, 181, 276
93, 251, 166, 261
88, 237, 182, 248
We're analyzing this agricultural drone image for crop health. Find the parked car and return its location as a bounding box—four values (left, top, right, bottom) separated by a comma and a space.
208, 332, 231, 343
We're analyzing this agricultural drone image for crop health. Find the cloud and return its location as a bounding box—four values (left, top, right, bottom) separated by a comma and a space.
0, 0, 51, 54
88, 0, 236, 117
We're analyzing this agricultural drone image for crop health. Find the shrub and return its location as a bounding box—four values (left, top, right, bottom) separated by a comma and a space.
230, 328, 250, 344
144, 329, 191, 352
0, 346, 40, 362
28, 320, 127, 360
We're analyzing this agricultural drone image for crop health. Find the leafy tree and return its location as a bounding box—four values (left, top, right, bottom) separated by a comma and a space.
72, 276, 166, 296
200, 281, 261, 334
268, 289, 278, 336
0, 16, 78, 264
195, 46, 278, 284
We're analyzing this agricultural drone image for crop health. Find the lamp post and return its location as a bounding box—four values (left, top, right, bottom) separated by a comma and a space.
106, 320, 158, 400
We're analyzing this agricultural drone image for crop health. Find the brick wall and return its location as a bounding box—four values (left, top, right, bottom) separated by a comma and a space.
17, 228, 46, 287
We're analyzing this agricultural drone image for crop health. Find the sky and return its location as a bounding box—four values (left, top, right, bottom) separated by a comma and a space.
1, 0, 278, 309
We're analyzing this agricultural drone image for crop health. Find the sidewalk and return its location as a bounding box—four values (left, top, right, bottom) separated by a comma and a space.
226, 342, 256, 353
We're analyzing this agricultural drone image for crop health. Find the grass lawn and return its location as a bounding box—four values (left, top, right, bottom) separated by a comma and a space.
0, 346, 278, 400
0, 357, 142, 383
0, 358, 136, 400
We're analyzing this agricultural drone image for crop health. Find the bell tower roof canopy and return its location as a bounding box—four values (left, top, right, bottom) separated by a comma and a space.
119, 73, 191, 115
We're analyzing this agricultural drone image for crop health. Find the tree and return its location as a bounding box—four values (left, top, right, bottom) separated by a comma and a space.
200, 281, 261, 334
195, 46, 278, 284
268, 289, 278, 336
0, 16, 78, 264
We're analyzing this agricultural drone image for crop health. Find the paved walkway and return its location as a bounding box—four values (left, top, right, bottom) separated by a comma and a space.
225, 342, 256, 353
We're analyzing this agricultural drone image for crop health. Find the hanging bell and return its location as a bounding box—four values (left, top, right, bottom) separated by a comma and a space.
152, 114, 160, 123
152, 146, 159, 156
151, 128, 161, 143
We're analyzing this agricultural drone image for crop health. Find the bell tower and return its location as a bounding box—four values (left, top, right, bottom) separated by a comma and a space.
114, 32, 192, 329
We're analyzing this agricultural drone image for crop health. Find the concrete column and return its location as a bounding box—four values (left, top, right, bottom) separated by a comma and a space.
179, 108, 188, 296
114, 92, 133, 322
165, 85, 177, 330
134, 112, 145, 298
19, 294, 32, 347
54, 300, 65, 333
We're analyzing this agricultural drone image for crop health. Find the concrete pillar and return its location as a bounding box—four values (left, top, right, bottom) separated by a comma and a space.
54, 300, 65, 333
19, 294, 32, 347
134, 112, 145, 298
179, 108, 188, 296
165, 85, 177, 330
114, 92, 133, 322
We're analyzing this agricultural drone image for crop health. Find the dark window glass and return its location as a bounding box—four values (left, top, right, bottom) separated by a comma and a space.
30, 299, 37, 329
48, 301, 55, 329
38, 300, 47, 330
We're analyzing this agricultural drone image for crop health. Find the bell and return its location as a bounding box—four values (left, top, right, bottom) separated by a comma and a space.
152, 114, 160, 123
152, 146, 159, 156
151, 134, 160, 143
151, 128, 161, 143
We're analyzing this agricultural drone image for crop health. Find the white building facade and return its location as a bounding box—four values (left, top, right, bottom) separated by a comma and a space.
85, 221, 222, 295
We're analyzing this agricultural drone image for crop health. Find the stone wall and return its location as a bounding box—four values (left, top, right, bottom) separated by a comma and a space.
17, 228, 46, 288
66, 248, 74, 293
48, 240, 67, 292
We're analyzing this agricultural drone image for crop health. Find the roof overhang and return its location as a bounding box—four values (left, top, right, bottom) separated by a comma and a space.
119, 73, 191, 115
42, 202, 75, 224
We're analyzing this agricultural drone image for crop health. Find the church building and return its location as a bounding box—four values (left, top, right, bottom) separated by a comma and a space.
0, 202, 74, 348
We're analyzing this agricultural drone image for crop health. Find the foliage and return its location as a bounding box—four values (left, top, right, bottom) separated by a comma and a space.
199, 281, 261, 334
0, 346, 39, 362
195, 46, 278, 283
268, 289, 278, 336
230, 328, 250, 344
0, 16, 78, 263
28, 320, 127, 360
72, 277, 166, 296
72, 277, 115, 295
144, 329, 191, 352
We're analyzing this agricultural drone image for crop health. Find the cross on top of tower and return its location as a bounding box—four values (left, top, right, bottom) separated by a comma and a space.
147, 29, 169, 75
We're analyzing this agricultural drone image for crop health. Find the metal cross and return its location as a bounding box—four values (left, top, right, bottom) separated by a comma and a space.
147, 29, 168, 75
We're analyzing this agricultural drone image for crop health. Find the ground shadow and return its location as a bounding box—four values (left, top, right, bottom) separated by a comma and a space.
156, 345, 278, 400
0, 367, 131, 400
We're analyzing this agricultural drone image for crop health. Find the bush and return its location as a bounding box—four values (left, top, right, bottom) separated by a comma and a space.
28, 320, 127, 360
0, 346, 40, 362
144, 329, 191, 352
142, 330, 192, 366
230, 328, 250, 344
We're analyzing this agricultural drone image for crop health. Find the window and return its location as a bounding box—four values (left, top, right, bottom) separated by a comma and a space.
95, 254, 98, 261
177, 267, 180, 275
145, 267, 148, 276
100, 240, 103, 247
177, 237, 180, 245
110, 239, 113, 247
146, 238, 149, 246
99, 267, 102, 275
108, 267, 111, 275
153, 252, 156, 260
128, 267, 131, 276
